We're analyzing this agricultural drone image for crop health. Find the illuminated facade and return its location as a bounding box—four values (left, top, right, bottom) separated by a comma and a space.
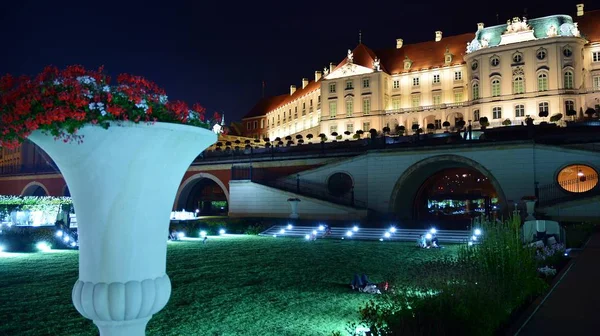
243, 5, 600, 141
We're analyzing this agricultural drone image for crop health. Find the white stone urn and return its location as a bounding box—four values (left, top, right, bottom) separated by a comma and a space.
524, 199, 536, 221
287, 198, 301, 219
28, 121, 216, 336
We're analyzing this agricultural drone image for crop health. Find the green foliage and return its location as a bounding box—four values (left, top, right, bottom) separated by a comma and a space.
0, 196, 72, 220
354, 216, 547, 336
169, 217, 269, 236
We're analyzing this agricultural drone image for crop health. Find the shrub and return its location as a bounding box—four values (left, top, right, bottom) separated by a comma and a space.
353, 216, 546, 336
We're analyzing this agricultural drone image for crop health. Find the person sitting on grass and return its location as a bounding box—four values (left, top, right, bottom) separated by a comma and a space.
429, 234, 440, 248
417, 235, 427, 248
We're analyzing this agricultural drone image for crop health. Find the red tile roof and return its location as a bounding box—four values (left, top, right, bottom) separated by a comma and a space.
376, 33, 474, 74
577, 9, 600, 43
333, 43, 388, 73
242, 95, 287, 119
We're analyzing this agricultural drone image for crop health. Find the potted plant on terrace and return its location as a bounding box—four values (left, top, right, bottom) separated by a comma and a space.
0, 65, 218, 335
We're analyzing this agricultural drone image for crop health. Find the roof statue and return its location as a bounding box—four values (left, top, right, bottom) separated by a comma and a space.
323, 67, 329, 76
347, 49, 354, 64
505, 17, 531, 34
546, 24, 558, 37
373, 57, 381, 71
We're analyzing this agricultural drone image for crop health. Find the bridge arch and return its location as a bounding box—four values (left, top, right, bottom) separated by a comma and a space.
174, 173, 229, 215
389, 155, 507, 224
21, 182, 49, 197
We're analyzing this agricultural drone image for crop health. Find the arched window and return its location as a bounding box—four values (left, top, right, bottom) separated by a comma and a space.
472, 82, 480, 99
492, 106, 502, 119
537, 73, 548, 91
538, 102, 549, 117
513, 76, 524, 94
557, 164, 598, 193
564, 70, 574, 89
515, 104, 525, 117
473, 109, 480, 121
491, 78, 501, 97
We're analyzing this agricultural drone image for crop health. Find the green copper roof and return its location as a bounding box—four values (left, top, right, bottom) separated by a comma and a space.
474, 15, 575, 47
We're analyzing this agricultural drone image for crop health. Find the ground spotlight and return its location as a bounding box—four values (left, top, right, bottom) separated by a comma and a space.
55, 230, 63, 238
36, 242, 51, 252
177, 232, 185, 239
389, 227, 397, 233
63, 236, 70, 243
474, 229, 482, 236
279, 229, 285, 234
472, 235, 477, 241
318, 225, 324, 231
468, 241, 474, 246
346, 230, 353, 237
384, 232, 391, 238
272, 234, 277, 238
312, 230, 317, 235
287, 224, 293, 230
353, 226, 359, 232
70, 241, 77, 247
219, 229, 226, 235
200, 231, 207, 238
430, 228, 437, 234
379, 238, 384, 242
425, 233, 432, 240
305, 234, 310, 240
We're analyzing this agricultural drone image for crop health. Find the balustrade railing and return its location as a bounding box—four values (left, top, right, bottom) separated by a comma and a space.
537, 173, 599, 207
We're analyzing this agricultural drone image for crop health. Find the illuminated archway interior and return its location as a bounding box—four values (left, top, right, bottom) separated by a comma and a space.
415, 167, 499, 221
557, 164, 598, 193
178, 178, 228, 215
23, 184, 47, 197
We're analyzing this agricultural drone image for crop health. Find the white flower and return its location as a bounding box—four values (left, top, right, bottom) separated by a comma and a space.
102, 85, 110, 92
159, 95, 168, 104
188, 110, 198, 120
53, 79, 63, 85
89, 103, 96, 110
100, 110, 107, 117
76, 76, 96, 85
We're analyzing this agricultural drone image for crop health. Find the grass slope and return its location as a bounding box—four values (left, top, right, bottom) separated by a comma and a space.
0, 235, 458, 336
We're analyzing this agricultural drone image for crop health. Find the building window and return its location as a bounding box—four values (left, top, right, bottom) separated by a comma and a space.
362, 122, 371, 131
513, 76, 524, 94
434, 119, 442, 129
363, 98, 371, 115
490, 56, 500, 67
260, 119, 264, 128
563, 46, 572, 58
512, 53, 523, 63
471, 61, 478, 71
330, 125, 337, 134
565, 100, 575, 113
413, 77, 420, 86
246, 122, 251, 130
492, 106, 502, 119
393, 80, 400, 89
537, 48, 547, 60
454, 91, 463, 103
411, 95, 420, 108
392, 97, 401, 110
363, 78, 370, 88
515, 104, 525, 117
557, 164, 598, 193
346, 123, 354, 133
472, 82, 479, 99
564, 71, 574, 89
346, 99, 353, 117
538, 73, 548, 91
594, 76, 600, 89
538, 102, 549, 116
329, 83, 336, 93
473, 109, 480, 121
433, 94, 441, 105
593, 51, 600, 63
346, 80, 353, 90
433, 74, 440, 84
329, 101, 337, 117
491, 79, 501, 97
454, 71, 462, 81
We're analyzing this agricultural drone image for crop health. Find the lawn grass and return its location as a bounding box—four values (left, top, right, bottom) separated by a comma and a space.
0, 235, 459, 336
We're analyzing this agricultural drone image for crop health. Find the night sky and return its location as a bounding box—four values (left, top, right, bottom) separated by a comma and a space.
0, 1, 586, 123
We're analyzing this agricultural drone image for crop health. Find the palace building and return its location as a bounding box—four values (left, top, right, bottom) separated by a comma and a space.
242, 4, 600, 141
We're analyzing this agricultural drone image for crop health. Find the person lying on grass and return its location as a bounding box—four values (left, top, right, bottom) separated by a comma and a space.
350, 273, 389, 294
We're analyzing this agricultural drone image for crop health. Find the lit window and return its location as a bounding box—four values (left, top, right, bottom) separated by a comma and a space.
593, 51, 600, 63
473, 109, 480, 120
564, 71, 574, 89
392, 97, 401, 110
329, 101, 337, 117
346, 99, 353, 117
454, 71, 462, 81
363, 78, 370, 88
330, 125, 337, 134
491, 79, 501, 97
362, 122, 370, 131
329, 83, 336, 93
346, 123, 354, 133
411, 95, 420, 107
433, 94, 441, 105
513, 76, 524, 94
557, 164, 598, 193
565, 100, 575, 113
434, 119, 442, 129
433, 74, 440, 84
393, 80, 400, 89
454, 91, 463, 103
260, 119, 264, 128
413, 77, 420, 86
472, 82, 479, 99
515, 104, 525, 117
594, 76, 600, 89
538, 73, 548, 91
363, 98, 371, 115
492, 107, 502, 119
346, 80, 353, 89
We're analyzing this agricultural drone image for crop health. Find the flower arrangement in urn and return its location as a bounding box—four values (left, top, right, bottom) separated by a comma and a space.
0, 65, 220, 148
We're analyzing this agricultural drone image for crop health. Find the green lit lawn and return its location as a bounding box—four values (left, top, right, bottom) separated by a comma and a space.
0, 236, 458, 336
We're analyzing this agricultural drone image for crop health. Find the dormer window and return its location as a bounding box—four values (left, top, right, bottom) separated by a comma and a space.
444, 47, 453, 65
413, 77, 420, 86
346, 80, 353, 90
404, 56, 412, 70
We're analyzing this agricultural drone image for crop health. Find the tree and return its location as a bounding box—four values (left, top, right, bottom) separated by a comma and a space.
456, 120, 466, 130
411, 124, 420, 133
549, 113, 563, 122
356, 129, 364, 138
344, 131, 351, 138
382, 126, 391, 134
426, 123, 435, 133
442, 121, 451, 132
306, 134, 313, 143
502, 118, 512, 126
244, 139, 251, 145
566, 109, 577, 120
331, 132, 338, 142
397, 125, 405, 136
274, 137, 281, 143
369, 128, 378, 139
585, 108, 596, 118
538, 109, 549, 118
318, 133, 327, 142
298, 139, 304, 144
285, 135, 292, 141
225, 141, 232, 147
286, 140, 294, 147
479, 117, 489, 129
263, 137, 270, 143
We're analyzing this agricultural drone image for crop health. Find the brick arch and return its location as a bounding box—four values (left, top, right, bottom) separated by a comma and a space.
174, 172, 229, 211
21, 181, 50, 196
389, 154, 507, 220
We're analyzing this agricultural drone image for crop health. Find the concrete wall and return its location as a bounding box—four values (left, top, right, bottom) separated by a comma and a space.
228, 180, 367, 220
